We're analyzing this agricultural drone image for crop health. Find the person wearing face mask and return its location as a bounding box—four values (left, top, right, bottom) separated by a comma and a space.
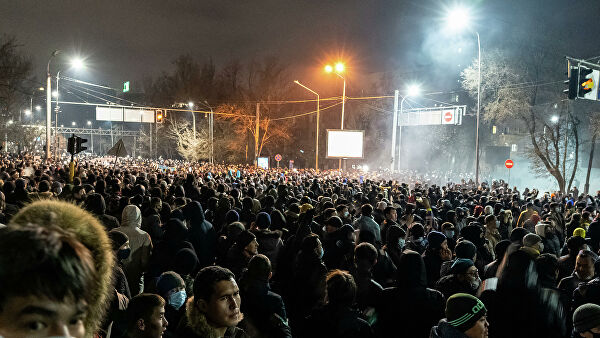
108, 230, 132, 299
520, 233, 544, 259
441, 222, 457, 251
383, 225, 406, 268
156, 271, 186, 337
436, 258, 481, 300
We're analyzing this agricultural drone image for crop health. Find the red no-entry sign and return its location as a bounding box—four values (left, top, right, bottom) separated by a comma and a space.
444, 111, 453, 122
505, 159, 514, 169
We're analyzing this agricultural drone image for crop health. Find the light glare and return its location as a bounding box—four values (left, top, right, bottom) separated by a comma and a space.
446, 8, 470, 31
407, 85, 421, 97
71, 57, 85, 70
335, 62, 345, 73
324, 65, 333, 73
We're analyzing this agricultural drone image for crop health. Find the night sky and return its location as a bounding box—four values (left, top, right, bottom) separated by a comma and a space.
2, 0, 600, 91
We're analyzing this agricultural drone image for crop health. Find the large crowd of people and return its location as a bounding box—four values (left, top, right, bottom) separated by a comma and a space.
1, 153, 600, 338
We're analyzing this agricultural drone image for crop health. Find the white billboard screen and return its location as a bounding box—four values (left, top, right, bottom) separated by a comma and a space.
327, 130, 364, 158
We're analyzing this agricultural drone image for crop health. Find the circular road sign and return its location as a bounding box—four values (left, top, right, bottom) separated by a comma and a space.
444, 111, 453, 122
505, 159, 514, 169
275, 154, 282, 162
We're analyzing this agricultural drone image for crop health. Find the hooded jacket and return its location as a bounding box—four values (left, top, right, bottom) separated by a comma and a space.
184, 201, 217, 269
115, 205, 152, 295
375, 251, 445, 338
176, 297, 248, 338
9, 200, 114, 337
85, 193, 120, 231
430, 319, 469, 338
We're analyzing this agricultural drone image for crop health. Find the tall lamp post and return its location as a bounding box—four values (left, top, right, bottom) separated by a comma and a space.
446, 7, 481, 185
325, 62, 346, 170
198, 100, 214, 164
391, 85, 420, 171
294, 80, 320, 170
188, 102, 196, 140
46, 50, 60, 160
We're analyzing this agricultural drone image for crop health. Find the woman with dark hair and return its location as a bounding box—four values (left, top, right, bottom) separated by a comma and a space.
480, 249, 567, 338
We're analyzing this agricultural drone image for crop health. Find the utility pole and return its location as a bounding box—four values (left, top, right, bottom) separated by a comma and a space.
391, 90, 399, 171
149, 122, 153, 159
255, 103, 260, 166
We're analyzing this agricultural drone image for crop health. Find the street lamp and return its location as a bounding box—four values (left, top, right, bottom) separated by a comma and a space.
55, 57, 86, 154
446, 7, 481, 185
71, 121, 76, 126
46, 50, 60, 160
325, 61, 346, 170
87, 120, 92, 126
391, 85, 420, 171
294, 80, 320, 170
551, 115, 559, 123
197, 101, 215, 164
35, 105, 41, 111
188, 102, 196, 139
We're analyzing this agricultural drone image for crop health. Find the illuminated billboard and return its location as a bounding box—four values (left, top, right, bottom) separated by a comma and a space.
257, 157, 269, 169
326, 129, 364, 158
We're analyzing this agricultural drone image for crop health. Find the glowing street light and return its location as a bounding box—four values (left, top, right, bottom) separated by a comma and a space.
71, 121, 76, 126
35, 105, 41, 111
87, 120, 92, 126
324, 61, 347, 170
444, 6, 482, 185
24, 109, 32, 116
71, 57, 85, 70
551, 115, 559, 123
52, 91, 58, 98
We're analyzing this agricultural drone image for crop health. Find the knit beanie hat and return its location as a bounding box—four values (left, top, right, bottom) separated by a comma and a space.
450, 258, 474, 275
446, 293, 487, 332
236, 230, 256, 249
455, 240, 477, 260
522, 233, 542, 247
574, 227, 587, 238
107, 230, 128, 251
256, 212, 271, 229
573, 303, 600, 333
156, 271, 184, 296
509, 227, 528, 244
225, 210, 240, 225
427, 231, 447, 249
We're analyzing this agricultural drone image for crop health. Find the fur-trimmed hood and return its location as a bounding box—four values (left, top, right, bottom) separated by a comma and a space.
183, 296, 245, 338
9, 200, 114, 337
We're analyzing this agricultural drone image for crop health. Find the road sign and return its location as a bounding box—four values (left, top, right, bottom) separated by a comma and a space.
275, 154, 282, 162
505, 159, 514, 169
443, 111, 454, 124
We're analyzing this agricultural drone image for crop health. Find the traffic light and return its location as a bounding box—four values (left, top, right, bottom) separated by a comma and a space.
564, 61, 579, 100
67, 134, 76, 155
156, 110, 163, 123
578, 66, 596, 99
76, 137, 88, 154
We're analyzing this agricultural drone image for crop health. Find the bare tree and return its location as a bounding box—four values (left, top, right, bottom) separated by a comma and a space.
165, 119, 209, 161
462, 49, 579, 192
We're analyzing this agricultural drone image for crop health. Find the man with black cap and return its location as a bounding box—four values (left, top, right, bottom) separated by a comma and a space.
423, 231, 452, 287
322, 216, 355, 270
436, 258, 481, 300
441, 240, 478, 278
430, 293, 488, 338
225, 230, 259, 280
573, 303, 600, 337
